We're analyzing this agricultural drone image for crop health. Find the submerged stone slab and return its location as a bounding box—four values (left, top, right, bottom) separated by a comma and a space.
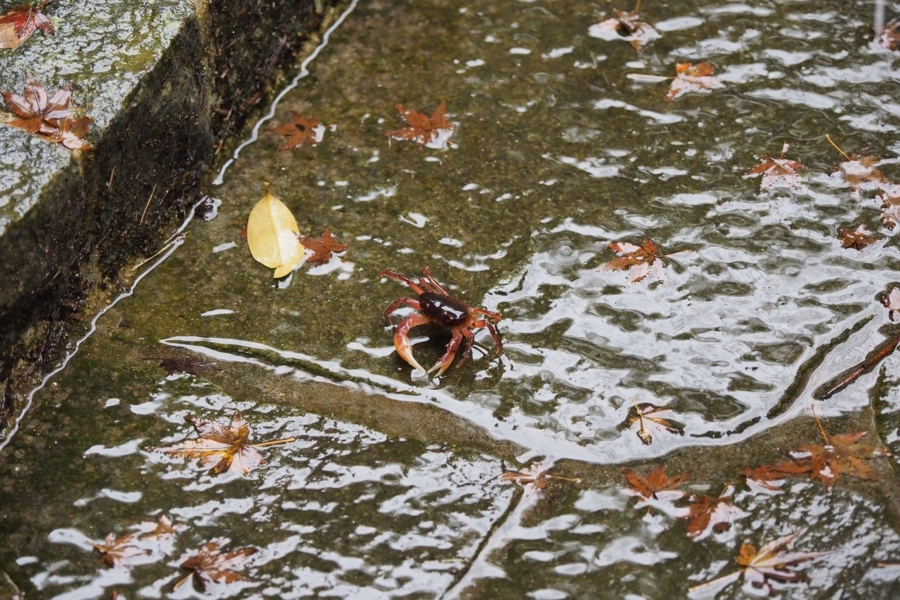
0, 0, 342, 433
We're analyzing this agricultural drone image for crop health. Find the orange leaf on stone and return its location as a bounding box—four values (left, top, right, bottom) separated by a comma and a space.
387, 102, 453, 147
0, 0, 54, 50
298, 227, 347, 265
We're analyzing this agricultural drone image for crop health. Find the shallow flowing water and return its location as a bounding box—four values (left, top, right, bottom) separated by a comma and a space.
4, 0, 900, 598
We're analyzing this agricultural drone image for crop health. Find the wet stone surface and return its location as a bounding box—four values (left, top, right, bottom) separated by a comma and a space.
4, 0, 900, 597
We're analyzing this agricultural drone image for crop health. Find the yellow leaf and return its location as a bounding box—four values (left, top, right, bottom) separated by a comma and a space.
246, 182, 305, 278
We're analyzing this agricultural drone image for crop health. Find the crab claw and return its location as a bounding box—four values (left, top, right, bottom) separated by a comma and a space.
393, 314, 430, 372
428, 331, 463, 377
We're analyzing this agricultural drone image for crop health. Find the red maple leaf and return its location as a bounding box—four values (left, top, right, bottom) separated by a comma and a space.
598, 238, 672, 283
0, 0, 54, 50
683, 486, 743, 538
773, 431, 889, 489
499, 462, 579, 495
839, 225, 880, 250
92, 532, 148, 567
298, 227, 347, 265
174, 540, 257, 591
746, 155, 804, 192
621, 464, 687, 501
875, 20, 900, 51
269, 112, 322, 149
387, 102, 453, 147
666, 62, 723, 100
834, 154, 886, 191
1, 74, 92, 150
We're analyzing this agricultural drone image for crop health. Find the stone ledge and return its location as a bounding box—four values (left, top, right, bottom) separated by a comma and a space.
0, 0, 342, 435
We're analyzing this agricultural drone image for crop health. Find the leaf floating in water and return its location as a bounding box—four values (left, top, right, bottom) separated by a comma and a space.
246, 182, 305, 278
153, 411, 296, 476
92, 532, 148, 567
588, 0, 659, 51
627, 399, 683, 444
682, 485, 743, 539
773, 431, 890, 488
666, 62, 723, 101
386, 102, 454, 147
269, 112, 323, 149
142, 514, 186, 539
174, 540, 257, 591
745, 150, 804, 192
740, 466, 789, 492
688, 533, 826, 597
883, 289, 900, 321
877, 184, 900, 230
0, 0, 54, 50
597, 237, 679, 283
621, 464, 687, 502
499, 462, 580, 495
839, 225, 880, 250
299, 227, 348, 265
875, 20, 900, 51
826, 135, 886, 191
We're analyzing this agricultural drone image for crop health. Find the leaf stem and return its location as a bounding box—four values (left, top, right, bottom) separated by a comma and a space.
633, 0, 641, 13
545, 474, 581, 483
810, 403, 829, 446
825, 134, 851, 161
249, 436, 296, 448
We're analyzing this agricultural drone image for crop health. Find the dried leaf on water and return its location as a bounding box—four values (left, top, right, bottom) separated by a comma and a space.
771, 424, 890, 488
246, 182, 305, 278
159, 356, 209, 376
627, 400, 683, 444
621, 464, 687, 501
588, 1, 659, 51
597, 238, 671, 283
740, 466, 789, 492
143, 514, 186, 539
0, 0, 54, 50
153, 411, 295, 476
298, 227, 347, 265
387, 102, 454, 147
92, 532, 148, 567
683, 486, 742, 539
839, 225, 880, 250
875, 20, 900, 51
666, 62, 723, 100
883, 289, 900, 321
877, 184, 900, 230
499, 462, 580, 495
269, 112, 322, 149
689, 533, 825, 596
174, 540, 257, 591
836, 155, 886, 191
746, 154, 804, 192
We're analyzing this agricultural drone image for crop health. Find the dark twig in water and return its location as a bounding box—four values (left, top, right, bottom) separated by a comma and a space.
817, 332, 900, 399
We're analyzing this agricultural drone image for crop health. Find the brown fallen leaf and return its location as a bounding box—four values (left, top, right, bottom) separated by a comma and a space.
159, 356, 209, 377
877, 184, 900, 230
883, 289, 900, 321
1, 74, 92, 150
143, 514, 186, 539
298, 227, 348, 265
770, 408, 890, 489
683, 486, 742, 539
746, 150, 804, 193
387, 102, 453, 147
269, 112, 322, 149
153, 411, 295, 476
875, 20, 900, 51
598, 238, 676, 283
839, 225, 880, 250
499, 462, 580, 495
621, 463, 687, 501
689, 533, 826, 596
627, 399, 683, 444
588, 0, 659, 51
826, 135, 887, 191
174, 540, 257, 591
740, 465, 790, 492
0, 0, 54, 50
666, 62, 723, 101
92, 532, 148, 567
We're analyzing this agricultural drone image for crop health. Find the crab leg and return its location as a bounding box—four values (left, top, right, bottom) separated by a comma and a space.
393, 313, 430, 372
429, 330, 464, 376
472, 319, 504, 355
382, 297, 421, 324
419, 267, 450, 295
377, 269, 426, 295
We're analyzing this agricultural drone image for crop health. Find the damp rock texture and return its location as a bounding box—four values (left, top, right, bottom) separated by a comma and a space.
0, 0, 341, 432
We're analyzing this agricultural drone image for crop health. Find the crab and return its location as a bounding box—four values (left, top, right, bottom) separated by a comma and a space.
377, 267, 503, 375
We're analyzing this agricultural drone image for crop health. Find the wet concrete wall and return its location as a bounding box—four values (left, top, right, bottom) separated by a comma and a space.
0, 0, 342, 435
